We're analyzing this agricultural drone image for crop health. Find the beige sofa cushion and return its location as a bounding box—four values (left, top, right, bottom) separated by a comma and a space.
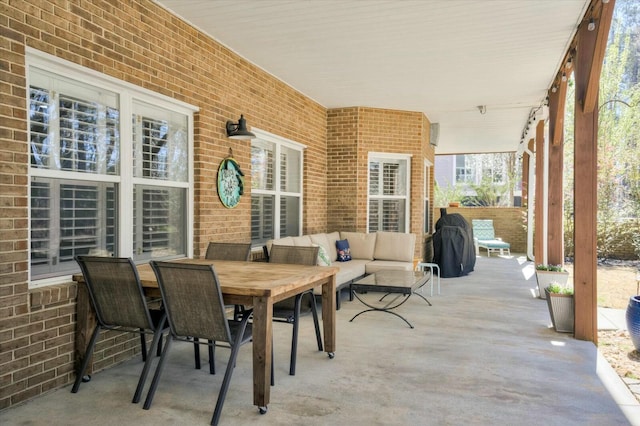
271, 236, 295, 246
310, 233, 332, 266
373, 231, 416, 262
313, 259, 368, 295
266, 236, 295, 255
267, 236, 330, 267
365, 260, 414, 274
291, 235, 313, 246
340, 231, 376, 260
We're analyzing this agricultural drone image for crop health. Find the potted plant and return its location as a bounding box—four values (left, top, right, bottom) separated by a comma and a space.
625, 255, 640, 350
545, 282, 574, 333
535, 264, 569, 299
627, 293, 640, 351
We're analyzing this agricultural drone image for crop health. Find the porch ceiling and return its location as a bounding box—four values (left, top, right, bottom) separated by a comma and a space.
155, 0, 589, 155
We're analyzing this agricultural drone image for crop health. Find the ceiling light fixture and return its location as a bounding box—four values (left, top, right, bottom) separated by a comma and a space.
561, 72, 567, 82
588, 18, 596, 31
225, 115, 255, 140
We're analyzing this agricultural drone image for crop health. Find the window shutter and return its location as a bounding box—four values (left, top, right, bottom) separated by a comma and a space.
30, 180, 51, 268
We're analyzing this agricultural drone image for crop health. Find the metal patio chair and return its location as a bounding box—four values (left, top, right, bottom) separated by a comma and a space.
72, 256, 166, 405
200, 242, 253, 372
205, 242, 252, 262
269, 245, 323, 376
145, 261, 254, 425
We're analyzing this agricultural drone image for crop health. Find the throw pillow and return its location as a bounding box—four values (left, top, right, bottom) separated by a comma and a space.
312, 243, 332, 267
335, 239, 352, 262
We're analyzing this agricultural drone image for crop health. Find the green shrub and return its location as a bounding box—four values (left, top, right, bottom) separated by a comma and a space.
546, 282, 574, 295
536, 264, 566, 272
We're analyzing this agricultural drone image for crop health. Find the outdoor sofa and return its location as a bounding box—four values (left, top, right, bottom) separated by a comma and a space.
266, 231, 416, 308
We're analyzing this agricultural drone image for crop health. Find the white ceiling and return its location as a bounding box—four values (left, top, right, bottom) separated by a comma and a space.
155, 0, 588, 154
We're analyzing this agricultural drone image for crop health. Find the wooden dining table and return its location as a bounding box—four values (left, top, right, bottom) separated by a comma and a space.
73, 258, 338, 411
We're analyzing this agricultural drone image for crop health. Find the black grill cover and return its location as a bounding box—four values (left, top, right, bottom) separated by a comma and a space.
433, 208, 475, 277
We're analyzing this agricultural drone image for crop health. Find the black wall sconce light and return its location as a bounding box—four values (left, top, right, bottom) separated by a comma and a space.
226, 114, 255, 140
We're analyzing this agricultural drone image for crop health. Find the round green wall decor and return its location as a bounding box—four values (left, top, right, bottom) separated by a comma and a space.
217, 156, 244, 208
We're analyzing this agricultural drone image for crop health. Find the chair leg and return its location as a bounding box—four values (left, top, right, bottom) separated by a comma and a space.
289, 293, 303, 376
143, 337, 174, 410
140, 329, 147, 362
133, 325, 165, 403
194, 338, 201, 369
211, 322, 250, 426
309, 292, 323, 351
233, 305, 245, 321
71, 325, 101, 393
208, 340, 215, 374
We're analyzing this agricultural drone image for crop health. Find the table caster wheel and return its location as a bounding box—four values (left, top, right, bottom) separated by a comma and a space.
259, 406, 268, 415
82, 375, 91, 383
328, 352, 335, 359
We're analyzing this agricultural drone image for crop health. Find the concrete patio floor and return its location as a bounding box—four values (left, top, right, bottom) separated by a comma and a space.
2, 255, 639, 425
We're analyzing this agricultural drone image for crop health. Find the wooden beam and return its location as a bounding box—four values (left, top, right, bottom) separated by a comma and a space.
573, 18, 599, 343
548, 131, 565, 266
534, 121, 546, 266
522, 147, 530, 207
550, 78, 569, 146
584, 0, 616, 113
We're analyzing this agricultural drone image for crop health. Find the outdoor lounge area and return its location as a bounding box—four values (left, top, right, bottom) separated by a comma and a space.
1, 0, 630, 422
3, 256, 639, 425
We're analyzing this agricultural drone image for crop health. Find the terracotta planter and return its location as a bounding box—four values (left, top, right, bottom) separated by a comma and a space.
535, 270, 569, 299
545, 288, 574, 333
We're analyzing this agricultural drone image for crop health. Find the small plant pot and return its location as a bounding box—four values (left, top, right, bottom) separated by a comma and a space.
545, 288, 574, 333
625, 295, 640, 351
536, 270, 569, 299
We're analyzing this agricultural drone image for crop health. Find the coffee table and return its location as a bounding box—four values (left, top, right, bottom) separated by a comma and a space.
349, 270, 432, 328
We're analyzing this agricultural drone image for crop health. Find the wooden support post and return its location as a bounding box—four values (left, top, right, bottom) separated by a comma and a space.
534, 121, 546, 266
522, 141, 531, 208
547, 89, 565, 266
573, 0, 615, 342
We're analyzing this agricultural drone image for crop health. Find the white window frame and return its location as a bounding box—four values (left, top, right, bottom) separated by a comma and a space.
455, 154, 473, 184
250, 128, 305, 246
367, 152, 412, 233
424, 159, 432, 234
26, 48, 197, 287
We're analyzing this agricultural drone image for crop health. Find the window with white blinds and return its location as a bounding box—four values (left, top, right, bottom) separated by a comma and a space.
368, 154, 411, 233
27, 50, 195, 284
250, 131, 304, 246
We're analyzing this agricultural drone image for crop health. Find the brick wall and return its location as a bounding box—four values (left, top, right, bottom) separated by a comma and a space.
326, 107, 360, 231
0, 0, 438, 410
0, 0, 331, 410
327, 107, 436, 259
434, 207, 528, 254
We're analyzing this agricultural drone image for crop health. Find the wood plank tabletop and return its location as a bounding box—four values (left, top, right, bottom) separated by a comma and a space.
74, 258, 339, 302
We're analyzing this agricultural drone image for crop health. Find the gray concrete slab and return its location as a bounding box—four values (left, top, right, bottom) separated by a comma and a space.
2, 255, 639, 425
599, 307, 628, 331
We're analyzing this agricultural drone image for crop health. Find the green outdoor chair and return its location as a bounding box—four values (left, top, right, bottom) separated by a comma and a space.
471, 219, 511, 257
